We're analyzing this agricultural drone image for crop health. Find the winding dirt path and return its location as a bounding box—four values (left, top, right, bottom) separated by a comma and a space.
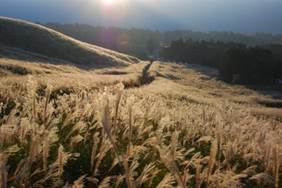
139, 61, 154, 85
123, 61, 155, 89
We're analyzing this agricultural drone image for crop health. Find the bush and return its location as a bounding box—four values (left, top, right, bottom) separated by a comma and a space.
219, 47, 280, 84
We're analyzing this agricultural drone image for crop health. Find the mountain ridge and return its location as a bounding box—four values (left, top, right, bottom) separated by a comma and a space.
0, 17, 139, 68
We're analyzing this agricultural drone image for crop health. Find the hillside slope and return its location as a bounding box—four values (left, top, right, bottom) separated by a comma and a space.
1, 57, 282, 187
0, 17, 139, 68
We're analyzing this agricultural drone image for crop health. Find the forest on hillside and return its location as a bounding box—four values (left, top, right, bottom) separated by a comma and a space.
46, 23, 282, 59
46, 23, 282, 85
161, 39, 282, 84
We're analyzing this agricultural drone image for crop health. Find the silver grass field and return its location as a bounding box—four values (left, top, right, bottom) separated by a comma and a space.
1, 59, 282, 188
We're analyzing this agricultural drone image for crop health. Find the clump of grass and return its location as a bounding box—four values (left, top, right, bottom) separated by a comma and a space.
0, 64, 30, 75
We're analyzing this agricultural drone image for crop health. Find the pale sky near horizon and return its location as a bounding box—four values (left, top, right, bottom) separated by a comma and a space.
0, 0, 282, 34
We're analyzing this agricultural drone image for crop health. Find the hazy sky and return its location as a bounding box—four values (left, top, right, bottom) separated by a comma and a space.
1, 0, 282, 34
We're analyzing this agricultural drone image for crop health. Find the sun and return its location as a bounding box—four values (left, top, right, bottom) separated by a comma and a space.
102, 0, 116, 6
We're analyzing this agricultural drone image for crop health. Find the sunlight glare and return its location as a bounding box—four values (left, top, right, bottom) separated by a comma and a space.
102, 0, 116, 6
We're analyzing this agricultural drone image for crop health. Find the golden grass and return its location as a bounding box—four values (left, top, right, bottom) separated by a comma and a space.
0, 59, 282, 187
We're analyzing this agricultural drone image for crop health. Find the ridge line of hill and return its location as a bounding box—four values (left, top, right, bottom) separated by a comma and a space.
0, 17, 140, 69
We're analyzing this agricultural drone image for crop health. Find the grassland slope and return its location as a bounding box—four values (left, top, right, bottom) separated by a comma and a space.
1, 58, 282, 187
0, 17, 139, 68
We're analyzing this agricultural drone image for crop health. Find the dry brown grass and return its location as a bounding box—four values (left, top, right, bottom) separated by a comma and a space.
0, 59, 282, 187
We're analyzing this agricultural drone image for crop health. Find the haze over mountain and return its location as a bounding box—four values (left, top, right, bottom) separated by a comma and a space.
1, 0, 282, 34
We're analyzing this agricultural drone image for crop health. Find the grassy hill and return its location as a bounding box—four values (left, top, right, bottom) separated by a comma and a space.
1, 56, 282, 187
0, 17, 139, 68
1, 17, 282, 188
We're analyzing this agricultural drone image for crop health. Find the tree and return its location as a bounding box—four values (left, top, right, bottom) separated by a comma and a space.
146, 37, 158, 55
219, 47, 278, 84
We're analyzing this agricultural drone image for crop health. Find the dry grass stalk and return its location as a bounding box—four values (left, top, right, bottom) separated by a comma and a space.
56, 145, 71, 176
100, 94, 136, 188
207, 139, 218, 182
272, 145, 280, 188
0, 154, 8, 188
113, 84, 123, 128
42, 132, 49, 171
43, 86, 51, 128
153, 133, 186, 188
72, 175, 86, 188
